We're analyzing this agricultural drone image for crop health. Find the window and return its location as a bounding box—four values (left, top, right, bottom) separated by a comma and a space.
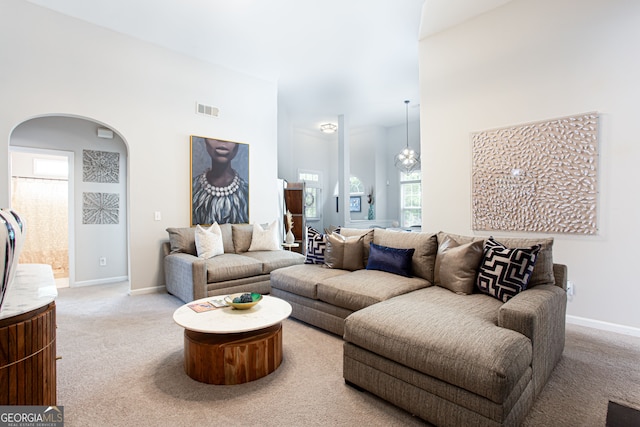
400, 170, 421, 227
349, 176, 365, 194
298, 170, 322, 220
33, 158, 68, 178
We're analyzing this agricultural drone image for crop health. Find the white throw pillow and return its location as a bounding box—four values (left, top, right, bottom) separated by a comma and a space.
248, 220, 281, 251
195, 223, 224, 259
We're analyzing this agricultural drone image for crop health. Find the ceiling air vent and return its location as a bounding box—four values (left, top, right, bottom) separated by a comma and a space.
196, 102, 219, 118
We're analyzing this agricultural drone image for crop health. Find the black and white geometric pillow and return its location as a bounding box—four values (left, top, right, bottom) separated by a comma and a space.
305, 226, 327, 264
476, 237, 541, 302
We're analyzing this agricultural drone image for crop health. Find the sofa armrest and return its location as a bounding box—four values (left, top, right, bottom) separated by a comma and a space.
553, 263, 568, 290
162, 241, 171, 257
164, 253, 207, 303
498, 284, 567, 397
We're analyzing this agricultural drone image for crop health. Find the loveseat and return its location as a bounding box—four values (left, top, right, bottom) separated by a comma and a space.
270, 227, 567, 427
163, 223, 305, 303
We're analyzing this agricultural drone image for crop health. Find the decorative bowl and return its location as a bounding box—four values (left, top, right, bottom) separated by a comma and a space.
224, 292, 262, 310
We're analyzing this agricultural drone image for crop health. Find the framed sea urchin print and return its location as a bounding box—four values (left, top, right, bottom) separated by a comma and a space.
190, 136, 249, 226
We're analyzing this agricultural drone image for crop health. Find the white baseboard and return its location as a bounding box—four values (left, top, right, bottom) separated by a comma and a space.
72, 276, 129, 288
566, 315, 640, 338
129, 285, 166, 296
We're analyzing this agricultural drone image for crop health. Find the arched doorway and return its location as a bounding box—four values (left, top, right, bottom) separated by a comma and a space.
9, 115, 129, 290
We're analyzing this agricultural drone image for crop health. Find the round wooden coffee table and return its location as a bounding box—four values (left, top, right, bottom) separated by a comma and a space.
173, 295, 292, 385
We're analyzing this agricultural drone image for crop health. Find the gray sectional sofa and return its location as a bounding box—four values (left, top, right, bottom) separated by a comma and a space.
270, 227, 567, 427
163, 223, 305, 303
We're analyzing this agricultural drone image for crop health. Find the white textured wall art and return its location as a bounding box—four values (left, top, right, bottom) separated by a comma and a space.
83, 192, 119, 224
83, 149, 120, 183
471, 112, 598, 234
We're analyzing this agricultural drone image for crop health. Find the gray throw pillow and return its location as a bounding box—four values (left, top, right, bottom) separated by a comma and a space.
336, 227, 374, 265
434, 235, 484, 295
166, 227, 196, 255
324, 233, 364, 271
231, 224, 254, 253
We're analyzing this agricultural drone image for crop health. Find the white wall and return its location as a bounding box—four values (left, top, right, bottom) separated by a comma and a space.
419, 0, 640, 331
277, 97, 295, 183
350, 127, 384, 221
281, 128, 336, 231
1, 0, 279, 294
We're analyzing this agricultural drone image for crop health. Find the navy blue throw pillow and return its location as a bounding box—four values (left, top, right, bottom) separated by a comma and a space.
366, 242, 415, 277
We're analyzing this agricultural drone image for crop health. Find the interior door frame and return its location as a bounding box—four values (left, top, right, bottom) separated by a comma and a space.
9, 146, 75, 286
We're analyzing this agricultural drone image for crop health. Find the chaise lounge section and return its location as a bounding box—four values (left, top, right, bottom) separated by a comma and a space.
270, 227, 567, 426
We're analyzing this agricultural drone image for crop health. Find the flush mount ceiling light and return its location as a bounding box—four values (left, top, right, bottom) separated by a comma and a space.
394, 100, 420, 173
320, 123, 338, 134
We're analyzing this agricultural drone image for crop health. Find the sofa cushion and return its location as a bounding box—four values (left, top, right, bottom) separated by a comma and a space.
343, 286, 532, 403
336, 228, 374, 264
167, 224, 235, 255
205, 253, 263, 283
219, 223, 235, 253
366, 242, 415, 277
241, 250, 305, 274
476, 238, 540, 302
305, 226, 327, 264
231, 224, 254, 253
166, 227, 197, 255
194, 223, 224, 259
373, 229, 438, 283
434, 235, 484, 294
438, 232, 554, 287
324, 233, 364, 271
494, 236, 553, 287
317, 269, 430, 312
270, 264, 350, 299
248, 220, 280, 251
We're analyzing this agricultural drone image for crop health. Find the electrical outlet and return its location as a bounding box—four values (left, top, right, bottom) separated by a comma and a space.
567, 281, 574, 299
99, 257, 107, 266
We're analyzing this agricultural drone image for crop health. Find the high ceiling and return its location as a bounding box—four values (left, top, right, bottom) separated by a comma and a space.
25, 0, 512, 130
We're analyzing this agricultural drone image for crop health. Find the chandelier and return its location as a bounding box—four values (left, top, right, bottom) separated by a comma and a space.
394, 100, 420, 173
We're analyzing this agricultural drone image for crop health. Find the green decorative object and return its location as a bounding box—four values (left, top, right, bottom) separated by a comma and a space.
225, 292, 262, 309
368, 204, 375, 220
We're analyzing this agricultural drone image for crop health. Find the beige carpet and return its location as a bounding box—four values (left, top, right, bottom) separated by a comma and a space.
55, 282, 640, 426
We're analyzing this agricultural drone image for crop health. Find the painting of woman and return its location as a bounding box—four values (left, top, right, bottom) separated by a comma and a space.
191, 136, 249, 225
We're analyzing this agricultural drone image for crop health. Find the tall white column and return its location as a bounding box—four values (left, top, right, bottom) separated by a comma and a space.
338, 114, 350, 226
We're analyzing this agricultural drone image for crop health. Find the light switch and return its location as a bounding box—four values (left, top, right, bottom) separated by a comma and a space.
154, 211, 161, 221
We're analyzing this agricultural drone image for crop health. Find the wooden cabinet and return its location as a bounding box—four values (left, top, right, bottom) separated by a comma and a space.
0, 302, 57, 405
0, 264, 57, 406
283, 182, 305, 254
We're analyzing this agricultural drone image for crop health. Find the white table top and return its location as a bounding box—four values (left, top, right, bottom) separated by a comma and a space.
0, 264, 57, 320
173, 295, 292, 334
